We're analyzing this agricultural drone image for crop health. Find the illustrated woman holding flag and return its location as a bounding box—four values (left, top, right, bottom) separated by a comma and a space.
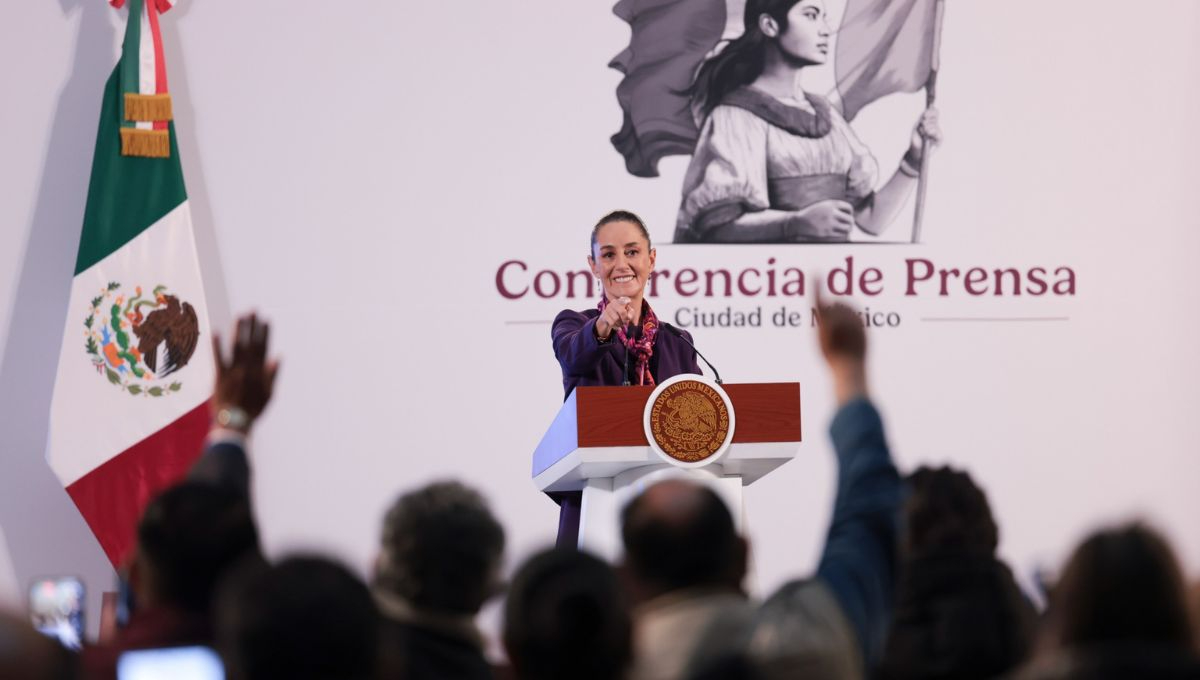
673, 0, 942, 243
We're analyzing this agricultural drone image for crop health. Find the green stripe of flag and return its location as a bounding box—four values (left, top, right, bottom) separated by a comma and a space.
118, 0, 142, 129
75, 64, 187, 275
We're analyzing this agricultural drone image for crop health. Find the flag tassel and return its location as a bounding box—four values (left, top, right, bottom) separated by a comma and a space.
120, 128, 171, 158
124, 93, 173, 122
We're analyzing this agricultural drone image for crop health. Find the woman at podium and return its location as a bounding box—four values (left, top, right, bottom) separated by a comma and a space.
552, 210, 701, 397
549, 210, 703, 547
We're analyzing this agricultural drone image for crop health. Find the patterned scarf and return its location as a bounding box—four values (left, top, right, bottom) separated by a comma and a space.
598, 296, 659, 386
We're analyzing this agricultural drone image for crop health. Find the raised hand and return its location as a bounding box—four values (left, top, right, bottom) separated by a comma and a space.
211, 313, 280, 433
814, 286, 867, 404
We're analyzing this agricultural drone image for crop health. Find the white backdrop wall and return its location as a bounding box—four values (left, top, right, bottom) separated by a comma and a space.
3, 0, 1200, 643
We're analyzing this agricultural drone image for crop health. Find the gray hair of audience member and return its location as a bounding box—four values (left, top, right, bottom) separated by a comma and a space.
1046, 522, 1195, 651
743, 579, 864, 680
504, 548, 632, 680
375, 480, 505, 614
216, 555, 381, 680
621, 479, 747, 597
0, 609, 77, 680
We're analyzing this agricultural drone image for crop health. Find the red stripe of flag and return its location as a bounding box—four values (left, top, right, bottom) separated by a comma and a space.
147, 0, 169, 130
65, 403, 210, 566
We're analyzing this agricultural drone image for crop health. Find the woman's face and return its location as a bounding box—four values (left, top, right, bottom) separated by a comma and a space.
589, 221, 656, 302
771, 1, 832, 66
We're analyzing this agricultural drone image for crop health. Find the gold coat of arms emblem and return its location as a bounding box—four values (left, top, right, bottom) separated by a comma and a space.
644, 376, 735, 467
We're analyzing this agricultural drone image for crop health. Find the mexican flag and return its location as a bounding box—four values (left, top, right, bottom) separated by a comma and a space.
834, 0, 943, 121
47, 0, 213, 567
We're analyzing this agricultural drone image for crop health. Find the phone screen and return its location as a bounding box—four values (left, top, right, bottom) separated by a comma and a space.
28, 576, 85, 650
117, 646, 225, 680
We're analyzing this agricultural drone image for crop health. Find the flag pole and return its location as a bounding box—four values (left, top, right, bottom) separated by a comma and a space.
911, 0, 945, 244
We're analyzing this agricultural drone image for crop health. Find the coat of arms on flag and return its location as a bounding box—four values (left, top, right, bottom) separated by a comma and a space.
84, 283, 199, 396
47, 0, 214, 567
610, 0, 946, 244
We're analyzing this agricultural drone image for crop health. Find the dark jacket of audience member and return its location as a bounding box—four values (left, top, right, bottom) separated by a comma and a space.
503, 548, 632, 680
1016, 523, 1200, 679
374, 481, 505, 680
81, 481, 261, 680
216, 555, 381, 680
877, 466, 1036, 679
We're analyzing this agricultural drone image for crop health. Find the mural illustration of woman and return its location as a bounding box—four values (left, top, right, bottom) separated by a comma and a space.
672, 0, 943, 243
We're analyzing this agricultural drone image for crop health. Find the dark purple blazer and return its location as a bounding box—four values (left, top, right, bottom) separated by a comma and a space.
552, 308, 703, 399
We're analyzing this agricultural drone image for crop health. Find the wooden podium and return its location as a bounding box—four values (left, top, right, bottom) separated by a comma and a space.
532, 382, 802, 560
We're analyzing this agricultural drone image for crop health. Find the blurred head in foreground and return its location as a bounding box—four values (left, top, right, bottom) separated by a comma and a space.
217, 555, 380, 680
504, 548, 632, 680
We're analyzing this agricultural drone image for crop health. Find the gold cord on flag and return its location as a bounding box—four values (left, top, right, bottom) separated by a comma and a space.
124, 93, 174, 123
120, 128, 171, 158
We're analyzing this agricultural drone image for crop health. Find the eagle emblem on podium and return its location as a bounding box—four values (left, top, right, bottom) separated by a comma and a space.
647, 378, 732, 464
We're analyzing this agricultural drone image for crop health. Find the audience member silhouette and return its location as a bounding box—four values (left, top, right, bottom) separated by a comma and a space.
1017, 523, 1200, 679
215, 555, 380, 680
621, 478, 754, 680
503, 548, 632, 680
877, 465, 1036, 679
80, 482, 261, 680
374, 480, 505, 680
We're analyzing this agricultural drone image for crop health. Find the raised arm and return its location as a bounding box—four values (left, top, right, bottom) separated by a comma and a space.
190, 313, 279, 497
551, 309, 618, 376
813, 296, 902, 667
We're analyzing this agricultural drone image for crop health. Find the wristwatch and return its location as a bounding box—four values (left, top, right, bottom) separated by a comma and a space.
215, 406, 251, 432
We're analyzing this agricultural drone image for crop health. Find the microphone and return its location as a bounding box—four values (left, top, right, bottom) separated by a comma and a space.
662, 324, 723, 384
620, 324, 640, 386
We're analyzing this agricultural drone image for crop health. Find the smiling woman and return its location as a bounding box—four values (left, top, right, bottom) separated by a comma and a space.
548, 210, 705, 546
551, 211, 702, 398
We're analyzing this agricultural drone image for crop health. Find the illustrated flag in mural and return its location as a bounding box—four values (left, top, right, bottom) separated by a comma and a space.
834, 0, 941, 121
609, 0, 728, 178
47, 0, 213, 566
611, 0, 943, 175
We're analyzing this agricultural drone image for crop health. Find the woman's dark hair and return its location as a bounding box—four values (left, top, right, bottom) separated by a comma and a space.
1049, 523, 1194, 650
690, 0, 804, 116
904, 465, 999, 556
504, 548, 632, 680
590, 210, 651, 256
